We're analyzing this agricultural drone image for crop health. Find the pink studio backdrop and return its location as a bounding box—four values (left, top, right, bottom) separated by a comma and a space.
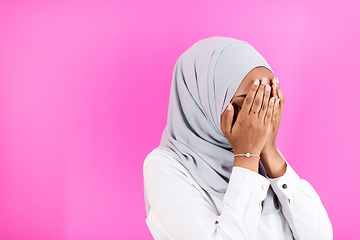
0, 0, 359, 239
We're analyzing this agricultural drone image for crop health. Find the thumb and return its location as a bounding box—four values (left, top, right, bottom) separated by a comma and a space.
221, 103, 234, 137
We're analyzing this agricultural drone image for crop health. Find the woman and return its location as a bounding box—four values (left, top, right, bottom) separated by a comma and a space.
143, 37, 333, 240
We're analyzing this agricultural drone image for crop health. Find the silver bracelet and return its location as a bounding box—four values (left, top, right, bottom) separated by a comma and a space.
234, 152, 260, 160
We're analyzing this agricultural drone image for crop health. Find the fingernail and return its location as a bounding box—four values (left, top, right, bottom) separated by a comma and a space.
265, 85, 271, 92
270, 97, 275, 103
276, 99, 280, 104
227, 103, 232, 111
262, 78, 267, 85
254, 79, 259, 86
277, 77, 279, 84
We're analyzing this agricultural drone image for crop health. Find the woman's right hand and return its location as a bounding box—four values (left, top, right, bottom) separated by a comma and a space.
221, 78, 275, 157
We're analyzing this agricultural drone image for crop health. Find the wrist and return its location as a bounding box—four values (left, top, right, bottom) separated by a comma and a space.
260, 145, 277, 158
234, 148, 261, 157
260, 149, 287, 178
234, 156, 259, 173
233, 150, 260, 173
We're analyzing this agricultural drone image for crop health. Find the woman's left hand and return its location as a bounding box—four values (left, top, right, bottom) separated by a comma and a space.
261, 77, 285, 157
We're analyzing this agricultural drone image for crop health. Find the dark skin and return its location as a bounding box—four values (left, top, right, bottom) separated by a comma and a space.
220, 67, 286, 178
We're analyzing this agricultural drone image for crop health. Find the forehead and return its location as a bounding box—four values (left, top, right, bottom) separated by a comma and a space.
246, 66, 274, 80
234, 66, 274, 96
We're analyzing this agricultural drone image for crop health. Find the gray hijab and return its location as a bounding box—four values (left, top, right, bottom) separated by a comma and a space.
158, 37, 277, 211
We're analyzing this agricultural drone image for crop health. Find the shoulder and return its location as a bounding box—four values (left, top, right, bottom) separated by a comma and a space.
143, 148, 212, 203
144, 148, 184, 173
143, 148, 191, 186
144, 148, 177, 167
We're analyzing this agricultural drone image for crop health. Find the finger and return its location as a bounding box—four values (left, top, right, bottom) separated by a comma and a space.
271, 77, 279, 100
250, 78, 268, 115
265, 97, 275, 125
259, 84, 271, 119
241, 79, 260, 115
275, 78, 285, 111
221, 103, 234, 137
273, 98, 281, 123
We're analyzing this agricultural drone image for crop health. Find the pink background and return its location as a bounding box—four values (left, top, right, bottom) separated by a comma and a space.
0, 0, 359, 239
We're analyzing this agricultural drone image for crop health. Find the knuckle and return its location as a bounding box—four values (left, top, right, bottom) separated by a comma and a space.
238, 114, 246, 122
261, 103, 267, 110
245, 97, 252, 105
254, 98, 261, 105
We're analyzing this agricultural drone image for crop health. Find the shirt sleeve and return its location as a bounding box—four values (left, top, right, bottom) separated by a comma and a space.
143, 152, 270, 240
268, 163, 333, 240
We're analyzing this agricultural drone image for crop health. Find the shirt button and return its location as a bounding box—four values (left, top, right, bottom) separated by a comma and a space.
262, 184, 268, 191
282, 184, 288, 189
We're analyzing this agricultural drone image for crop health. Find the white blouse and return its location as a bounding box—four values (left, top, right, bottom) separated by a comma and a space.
143, 149, 333, 240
